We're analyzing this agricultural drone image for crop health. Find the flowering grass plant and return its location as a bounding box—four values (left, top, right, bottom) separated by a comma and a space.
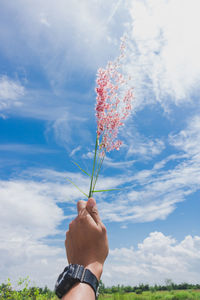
69, 38, 133, 198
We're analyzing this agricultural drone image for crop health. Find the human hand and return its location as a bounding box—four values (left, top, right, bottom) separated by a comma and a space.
65, 198, 109, 280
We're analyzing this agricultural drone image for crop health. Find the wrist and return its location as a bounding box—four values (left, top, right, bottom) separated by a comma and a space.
62, 282, 95, 300
85, 262, 103, 281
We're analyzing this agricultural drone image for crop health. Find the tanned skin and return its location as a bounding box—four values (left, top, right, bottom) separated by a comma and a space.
62, 198, 109, 300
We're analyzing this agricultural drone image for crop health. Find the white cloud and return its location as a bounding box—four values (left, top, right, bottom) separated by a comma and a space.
97, 115, 200, 223
0, 179, 66, 288
69, 146, 82, 157
0, 163, 200, 287
0, 180, 64, 240
127, 136, 165, 158
0, 237, 66, 289
1, 117, 200, 228
169, 115, 200, 156
52, 113, 93, 150
103, 157, 136, 169
0, 0, 128, 88
126, 0, 200, 111
103, 232, 200, 286
0, 76, 25, 110
99, 154, 199, 223
0, 171, 127, 288
82, 151, 136, 169
1, 0, 200, 290
39, 13, 51, 27
20, 112, 200, 226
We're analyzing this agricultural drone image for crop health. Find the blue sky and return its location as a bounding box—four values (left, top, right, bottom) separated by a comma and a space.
0, 0, 200, 288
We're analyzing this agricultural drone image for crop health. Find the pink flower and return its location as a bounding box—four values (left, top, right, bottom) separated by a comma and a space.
95, 40, 133, 153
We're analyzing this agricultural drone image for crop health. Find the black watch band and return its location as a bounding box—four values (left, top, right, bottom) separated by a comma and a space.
73, 264, 99, 295
55, 264, 99, 299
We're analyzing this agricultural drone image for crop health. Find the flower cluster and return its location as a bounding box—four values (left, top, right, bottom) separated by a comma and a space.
68, 39, 134, 199
95, 40, 133, 153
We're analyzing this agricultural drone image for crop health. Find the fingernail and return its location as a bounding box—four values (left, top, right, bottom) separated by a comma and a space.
87, 198, 95, 207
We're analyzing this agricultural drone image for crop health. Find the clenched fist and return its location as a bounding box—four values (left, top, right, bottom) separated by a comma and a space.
65, 198, 109, 280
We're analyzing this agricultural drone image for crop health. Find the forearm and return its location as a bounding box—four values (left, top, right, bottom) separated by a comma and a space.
62, 282, 95, 300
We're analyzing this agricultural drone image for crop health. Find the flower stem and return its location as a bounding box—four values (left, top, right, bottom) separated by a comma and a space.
92, 152, 105, 193
88, 135, 98, 198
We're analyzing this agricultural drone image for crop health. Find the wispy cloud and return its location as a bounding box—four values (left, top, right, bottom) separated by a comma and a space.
69, 146, 82, 157
0, 76, 25, 110
0, 0, 126, 88
2, 114, 200, 227
18, 111, 200, 224
99, 115, 200, 223
103, 157, 136, 169
0, 144, 57, 154
126, 0, 200, 111
127, 135, 165, 159
169, 115, 200, 156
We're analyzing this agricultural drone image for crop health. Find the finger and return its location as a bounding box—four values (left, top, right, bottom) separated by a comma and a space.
65, 230, 69, 239
69, 220, 74, 231
77, 200, 87, 215
65, 231, 73, 264
86, 198, 101, 225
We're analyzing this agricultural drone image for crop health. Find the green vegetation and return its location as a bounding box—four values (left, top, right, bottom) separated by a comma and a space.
1, 278, 200, 299
98, 280, 200, 294
98, 290, 200, 299
0, 277, 57, 299
98, 280, 200, 300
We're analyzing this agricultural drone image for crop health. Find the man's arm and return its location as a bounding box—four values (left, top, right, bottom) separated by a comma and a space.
62, 198, 109, 300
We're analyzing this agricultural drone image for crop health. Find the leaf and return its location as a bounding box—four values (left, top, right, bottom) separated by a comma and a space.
72, 161, 91, 177
66, 177, 88, 198
92, 188, 122, 193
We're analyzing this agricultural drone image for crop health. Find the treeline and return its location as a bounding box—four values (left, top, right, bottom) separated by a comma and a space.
99, 280, 200, 295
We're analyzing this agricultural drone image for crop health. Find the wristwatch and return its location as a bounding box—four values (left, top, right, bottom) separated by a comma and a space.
55, 264, 99, 299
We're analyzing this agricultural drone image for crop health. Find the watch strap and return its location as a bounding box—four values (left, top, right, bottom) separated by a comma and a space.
81, 268, 99, 295
73, 265, 99, 296
55, 264, 99, 299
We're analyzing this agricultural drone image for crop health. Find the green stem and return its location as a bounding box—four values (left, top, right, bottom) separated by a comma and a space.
88, 136, 98, 198
92, 152, 105, 193
93, 148, 100, 183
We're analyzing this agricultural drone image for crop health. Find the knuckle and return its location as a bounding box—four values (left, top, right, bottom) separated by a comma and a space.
78, 214, 86, 224
91, 207, 98, 214
101, 223, 107, 234
79, 208, 86, 217
77, 200, 86, 211
79, 200, 86, 205
77, 200, 82, 207
69, 220, 74, 230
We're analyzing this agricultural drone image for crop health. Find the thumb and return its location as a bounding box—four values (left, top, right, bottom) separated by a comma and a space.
86, 198, 101, 225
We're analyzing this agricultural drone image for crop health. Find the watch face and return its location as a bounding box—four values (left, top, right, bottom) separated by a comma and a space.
55, 265, 78, 298
56, 264, 75, 286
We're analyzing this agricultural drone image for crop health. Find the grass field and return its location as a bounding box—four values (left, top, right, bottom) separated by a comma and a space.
98, 290, 200, 300
1, 278, 200, 299
1, 289, 200, 299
